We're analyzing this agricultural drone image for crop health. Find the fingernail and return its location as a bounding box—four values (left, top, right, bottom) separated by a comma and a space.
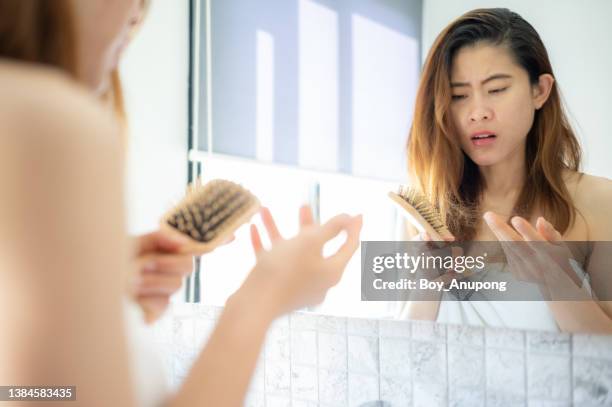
483, 212, 494, 223
511, 216, 522, 228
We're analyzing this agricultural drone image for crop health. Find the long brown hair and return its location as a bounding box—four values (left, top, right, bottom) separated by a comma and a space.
407, 8, 581, 241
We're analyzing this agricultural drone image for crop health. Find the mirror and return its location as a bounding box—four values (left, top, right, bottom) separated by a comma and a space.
189, 0, 612, 334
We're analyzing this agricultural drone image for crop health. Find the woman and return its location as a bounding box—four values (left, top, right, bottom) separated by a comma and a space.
0, 1, 362, 406
400, 8, 612, 333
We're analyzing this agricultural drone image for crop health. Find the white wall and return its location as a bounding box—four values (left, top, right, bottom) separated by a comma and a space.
120, 0, 190, 234
422, 0, 612, 179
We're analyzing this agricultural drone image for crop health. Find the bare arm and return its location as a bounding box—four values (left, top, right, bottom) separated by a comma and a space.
0, 73, 136, 407
550, 174, 612, 333
167, 208, 362, 407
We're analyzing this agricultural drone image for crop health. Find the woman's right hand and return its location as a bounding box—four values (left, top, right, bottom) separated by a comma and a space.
234, 206, 362, 319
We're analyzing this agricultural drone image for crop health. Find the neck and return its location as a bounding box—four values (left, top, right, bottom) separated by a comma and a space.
479, 149, 526, 200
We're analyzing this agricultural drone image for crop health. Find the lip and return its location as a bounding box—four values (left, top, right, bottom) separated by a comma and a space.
470, 130, 497, 147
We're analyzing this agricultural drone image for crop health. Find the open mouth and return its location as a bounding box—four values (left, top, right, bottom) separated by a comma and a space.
470, 133, 497, 146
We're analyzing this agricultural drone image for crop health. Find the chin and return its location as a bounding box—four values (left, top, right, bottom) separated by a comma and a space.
466, 152, 502, 167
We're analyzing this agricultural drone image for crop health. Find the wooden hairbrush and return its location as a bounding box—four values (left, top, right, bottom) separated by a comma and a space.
388, 185, 454, 241
160, 179, 260, 254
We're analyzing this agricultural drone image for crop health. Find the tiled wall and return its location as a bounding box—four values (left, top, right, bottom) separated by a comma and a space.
152, 304, 612, 407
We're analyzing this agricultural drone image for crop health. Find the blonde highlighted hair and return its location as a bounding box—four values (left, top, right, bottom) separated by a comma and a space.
407, 8, 581, 241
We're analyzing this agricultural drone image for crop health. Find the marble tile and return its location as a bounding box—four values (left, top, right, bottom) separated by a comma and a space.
412, 341, 447, 407
447, 324, 484, 347
527, 400, 572, 407
291, 401, 318, 407
192, 318, 216, 348
318, 332, 347, 371
573, 334, 612, 360
265, 359, 291, 397
448, 343, 485, 389
291, 312, 317, 330
527, 354, 571, 401
449, 387, 485, 407
347, 317, 379, 337
380, 374, 411, 406
485, 327, 525, 351
380, 337, 411, 379
249, 355, 265, 394
318, 368, 348, 406
172, 347, 198, 387
195, 304, 223, 320
348, 335, 379, 375
485, 349, 526, 405
244, 391, 265, 407
291, 329, 317, 366
172, 316, 194, 348
291, 364, 318, 402
379, 319, 411, 339
152, 312, 174, 344
348, 373, 380, 407
265, 395, 291, 407
317, 314, 347, 334
527, 331, 570, 354
171, 302, 198, 317
266, 326, 290, 362
411, 321, 446, 342
573, 357, 612, 405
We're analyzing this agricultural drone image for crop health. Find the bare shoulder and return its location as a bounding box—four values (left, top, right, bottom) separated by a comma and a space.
0, 61, 120, 153
563, 170, 612, 240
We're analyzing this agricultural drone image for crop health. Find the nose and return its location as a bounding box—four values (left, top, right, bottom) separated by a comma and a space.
469, 107, 493, 122
468, 99, 494, 122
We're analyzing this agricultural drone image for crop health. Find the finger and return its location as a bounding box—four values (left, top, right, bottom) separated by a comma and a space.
299, 205, 315, 229
137, 295, 170, 324
536, 217, 564, 243
483, 211, 522, 241
260, 207, 283, 241
250, 224, 264, 254
510, 216, 545, 242
137, 273, 184, 295
222, 234, 236, 246
317, 213, 354, 243
137, 229, 192, 254
326, 215, 363, 271
139, 253, 194, 276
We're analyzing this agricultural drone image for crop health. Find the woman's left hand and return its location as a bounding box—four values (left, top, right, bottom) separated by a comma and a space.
483, 211, 587, 299
129, 230, 195, 324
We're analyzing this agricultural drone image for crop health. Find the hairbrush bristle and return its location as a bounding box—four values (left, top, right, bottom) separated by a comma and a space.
162, 179, 260, 252
395, 185, 451, 236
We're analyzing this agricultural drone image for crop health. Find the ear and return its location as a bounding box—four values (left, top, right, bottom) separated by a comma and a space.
532, 73, 555, 110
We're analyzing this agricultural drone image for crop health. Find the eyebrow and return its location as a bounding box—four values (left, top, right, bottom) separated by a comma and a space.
450, 73, 513, 87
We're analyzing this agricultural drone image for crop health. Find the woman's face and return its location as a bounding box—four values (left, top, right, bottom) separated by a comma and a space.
69, 0, 144, 93
449, 43, 552, 167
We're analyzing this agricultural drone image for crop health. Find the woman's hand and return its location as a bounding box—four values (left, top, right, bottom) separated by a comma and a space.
130, 229, 235, 323
235, 205, 363, 319
483, 211, 588, 299
129, 230, 195, 323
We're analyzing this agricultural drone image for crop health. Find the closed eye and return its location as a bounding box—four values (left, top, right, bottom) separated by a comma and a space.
489, 87, 508, 94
